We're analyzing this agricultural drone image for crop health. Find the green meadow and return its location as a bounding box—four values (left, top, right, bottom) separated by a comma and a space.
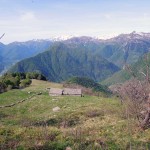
0, 80, 150, 150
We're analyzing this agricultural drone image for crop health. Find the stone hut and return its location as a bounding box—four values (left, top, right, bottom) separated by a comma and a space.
49, 88, 63, 96
63, 88, 82, 97
49, 88, 82, 97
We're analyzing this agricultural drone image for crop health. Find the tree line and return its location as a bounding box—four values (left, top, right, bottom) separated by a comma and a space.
0, 72, 46, 93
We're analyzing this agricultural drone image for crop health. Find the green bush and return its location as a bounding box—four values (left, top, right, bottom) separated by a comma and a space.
20, 79, 32, 88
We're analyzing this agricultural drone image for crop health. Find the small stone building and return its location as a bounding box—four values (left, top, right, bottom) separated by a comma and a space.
49, 88, 82, 97
63, 88, 82, 96
49, 88, 63, 96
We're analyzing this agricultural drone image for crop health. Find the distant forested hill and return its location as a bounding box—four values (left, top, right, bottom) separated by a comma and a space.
9, 42, 120, 82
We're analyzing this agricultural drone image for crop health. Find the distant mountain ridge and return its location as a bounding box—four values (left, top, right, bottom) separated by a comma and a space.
63, 32, 150, 67
102, 32, 150, 67
0, 40, 53, 74
2, 31, 150, 82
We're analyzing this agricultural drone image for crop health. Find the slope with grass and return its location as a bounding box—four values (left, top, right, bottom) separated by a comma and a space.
101, 70, 131, 86
1, 80, 150, 149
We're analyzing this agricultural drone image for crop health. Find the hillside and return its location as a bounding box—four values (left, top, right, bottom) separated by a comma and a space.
1, 79, 150, 149
102, 52, 150, 86
9, 42, 120, 82
64, 32, 150, 68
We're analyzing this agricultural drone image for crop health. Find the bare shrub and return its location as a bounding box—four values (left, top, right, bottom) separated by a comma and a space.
118, 79, 149, 118
115, 57, 150, 129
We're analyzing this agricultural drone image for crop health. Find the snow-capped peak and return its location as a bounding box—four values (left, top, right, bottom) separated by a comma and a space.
107, 31, 150, 44
49, 35, 75, 41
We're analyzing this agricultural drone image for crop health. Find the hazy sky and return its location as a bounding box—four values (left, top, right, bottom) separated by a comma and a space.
0, 0, 150, 43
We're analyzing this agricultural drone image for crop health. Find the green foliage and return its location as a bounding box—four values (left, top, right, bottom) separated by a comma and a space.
26, 72, 46, 80
0, 73, 20, 88
20, 78, 32, 88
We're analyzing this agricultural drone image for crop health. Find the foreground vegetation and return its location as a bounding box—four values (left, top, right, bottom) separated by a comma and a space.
0, 80, 150, 149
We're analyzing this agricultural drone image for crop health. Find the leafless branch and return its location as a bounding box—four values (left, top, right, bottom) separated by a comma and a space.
0, 33, 5, 40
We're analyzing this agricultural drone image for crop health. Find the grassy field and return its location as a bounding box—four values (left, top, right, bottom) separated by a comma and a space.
0, 80, 150, 150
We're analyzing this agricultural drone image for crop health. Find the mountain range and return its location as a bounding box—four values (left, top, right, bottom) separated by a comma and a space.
2, 31, 150, 83
0, 40, 53, 74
